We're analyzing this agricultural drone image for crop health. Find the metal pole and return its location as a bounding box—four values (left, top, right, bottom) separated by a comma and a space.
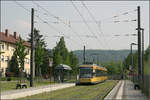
131, 44, 133, 67
137, 6, 142, 86
0, 20, 1, 77
50, 67, 52, 82
141, 28, 144, 86
97, 55, 99, 65
30, 8, 35, 87
83, 45, 85, 64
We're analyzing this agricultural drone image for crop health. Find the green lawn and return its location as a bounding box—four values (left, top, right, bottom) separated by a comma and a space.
18, 80, 118, 100
1, 80, 54, 91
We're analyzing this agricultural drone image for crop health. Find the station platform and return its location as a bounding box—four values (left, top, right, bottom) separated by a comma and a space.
104, 80, 149, 100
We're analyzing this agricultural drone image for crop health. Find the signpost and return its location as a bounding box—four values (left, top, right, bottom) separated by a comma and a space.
49, 58, 53, 82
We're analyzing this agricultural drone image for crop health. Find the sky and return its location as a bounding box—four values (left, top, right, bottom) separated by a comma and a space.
1, 0, 149, 51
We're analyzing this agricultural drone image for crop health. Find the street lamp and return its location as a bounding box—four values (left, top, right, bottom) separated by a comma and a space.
130, 43, 137, 69
130, 43, 137, 82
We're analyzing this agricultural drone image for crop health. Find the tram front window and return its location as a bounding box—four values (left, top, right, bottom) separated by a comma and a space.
79, 67, 93, 78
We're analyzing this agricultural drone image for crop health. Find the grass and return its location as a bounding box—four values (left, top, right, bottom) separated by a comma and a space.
0, 80, 54, 91
18, 80, 118, 100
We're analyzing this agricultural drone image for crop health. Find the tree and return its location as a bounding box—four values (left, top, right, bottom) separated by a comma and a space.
53, 37, 79, 75
28, 28, 47, 78
69, 51, 79, 74
28, 29, 46, 48
104, 61, 123, 75
35, 40, 45, 79
123, 51, 138, 73
14, 37, 28, 82
9, 55, 19, 76
41, 49, 50, 76
53, 50, 62, 67
53, 37, 69, 67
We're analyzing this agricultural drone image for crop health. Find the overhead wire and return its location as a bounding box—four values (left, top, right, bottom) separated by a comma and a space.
14, 0, 138, 50
32, 0, 86, 46
102, 9, 137, 21
14, 0, 83, 49
71, 0, 105, 49
81, 1, 111, 50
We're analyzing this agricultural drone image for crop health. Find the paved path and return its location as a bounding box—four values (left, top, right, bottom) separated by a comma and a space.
1, 83, 75, 99
104, 80, 149, 100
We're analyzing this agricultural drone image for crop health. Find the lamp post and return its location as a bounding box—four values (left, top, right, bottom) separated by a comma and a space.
49, 58, 53, 82
130, 43, 137, 82
130, 43, 137, 68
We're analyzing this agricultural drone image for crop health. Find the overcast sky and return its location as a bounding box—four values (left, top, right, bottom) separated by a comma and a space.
1, 0, 149, 51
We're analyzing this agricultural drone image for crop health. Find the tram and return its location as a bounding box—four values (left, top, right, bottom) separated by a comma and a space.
77, 64, 107, 85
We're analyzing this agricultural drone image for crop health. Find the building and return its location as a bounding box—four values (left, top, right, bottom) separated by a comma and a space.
0, 29, 31, 77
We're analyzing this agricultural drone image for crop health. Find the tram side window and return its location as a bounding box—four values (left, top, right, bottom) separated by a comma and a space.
96, 70, 102, 76
96, 70, 106, 76
104, 71, 107, 76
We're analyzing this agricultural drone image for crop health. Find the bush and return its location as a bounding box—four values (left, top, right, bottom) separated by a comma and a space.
26, 76, 30, 81
1, 77, 21, 81
7, 77, 11, 81
1, 77, 7, 81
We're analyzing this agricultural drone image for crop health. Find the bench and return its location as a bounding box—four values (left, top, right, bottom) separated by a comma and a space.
134, 83, 140, 90
16, 83, 27, 89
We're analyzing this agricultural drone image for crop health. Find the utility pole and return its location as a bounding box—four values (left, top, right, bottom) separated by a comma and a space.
83, 45, 85, 64
141, 28, 144, 86
97, 55, 99, 65
137, 6, 142, 86
30, 8, 35, 87
130, 44, 133, 67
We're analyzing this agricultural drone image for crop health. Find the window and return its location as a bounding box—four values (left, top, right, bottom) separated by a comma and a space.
5, 44, 9, 50
95, 70, 106, 77
6, 68, 9, 73
1, 44, 4, 50
1, 55, 4, 62
11, 48, 15, 52
79, 67, 93, 78
25, 48, 30, 55
27, 59, 29, 64
25, 58, 29, 64
5, 56, 9, 62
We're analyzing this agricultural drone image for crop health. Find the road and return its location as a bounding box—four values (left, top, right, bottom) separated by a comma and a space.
1, 83, 75, 99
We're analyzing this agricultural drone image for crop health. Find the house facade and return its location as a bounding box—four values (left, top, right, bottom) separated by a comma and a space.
0, 29, 31, 77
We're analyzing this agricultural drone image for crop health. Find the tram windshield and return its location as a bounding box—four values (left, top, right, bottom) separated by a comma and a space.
79, 67, 93, 78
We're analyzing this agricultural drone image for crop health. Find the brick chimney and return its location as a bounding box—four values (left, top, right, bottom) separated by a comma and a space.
14, 32, 18, 39
5, 29, 9, 37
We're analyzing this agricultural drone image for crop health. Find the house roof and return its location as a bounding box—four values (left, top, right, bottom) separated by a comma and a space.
1, 32, 30, 47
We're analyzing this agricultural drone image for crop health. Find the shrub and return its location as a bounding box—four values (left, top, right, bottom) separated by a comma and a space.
7, 77, 11, 81
1, 77, 7, 81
